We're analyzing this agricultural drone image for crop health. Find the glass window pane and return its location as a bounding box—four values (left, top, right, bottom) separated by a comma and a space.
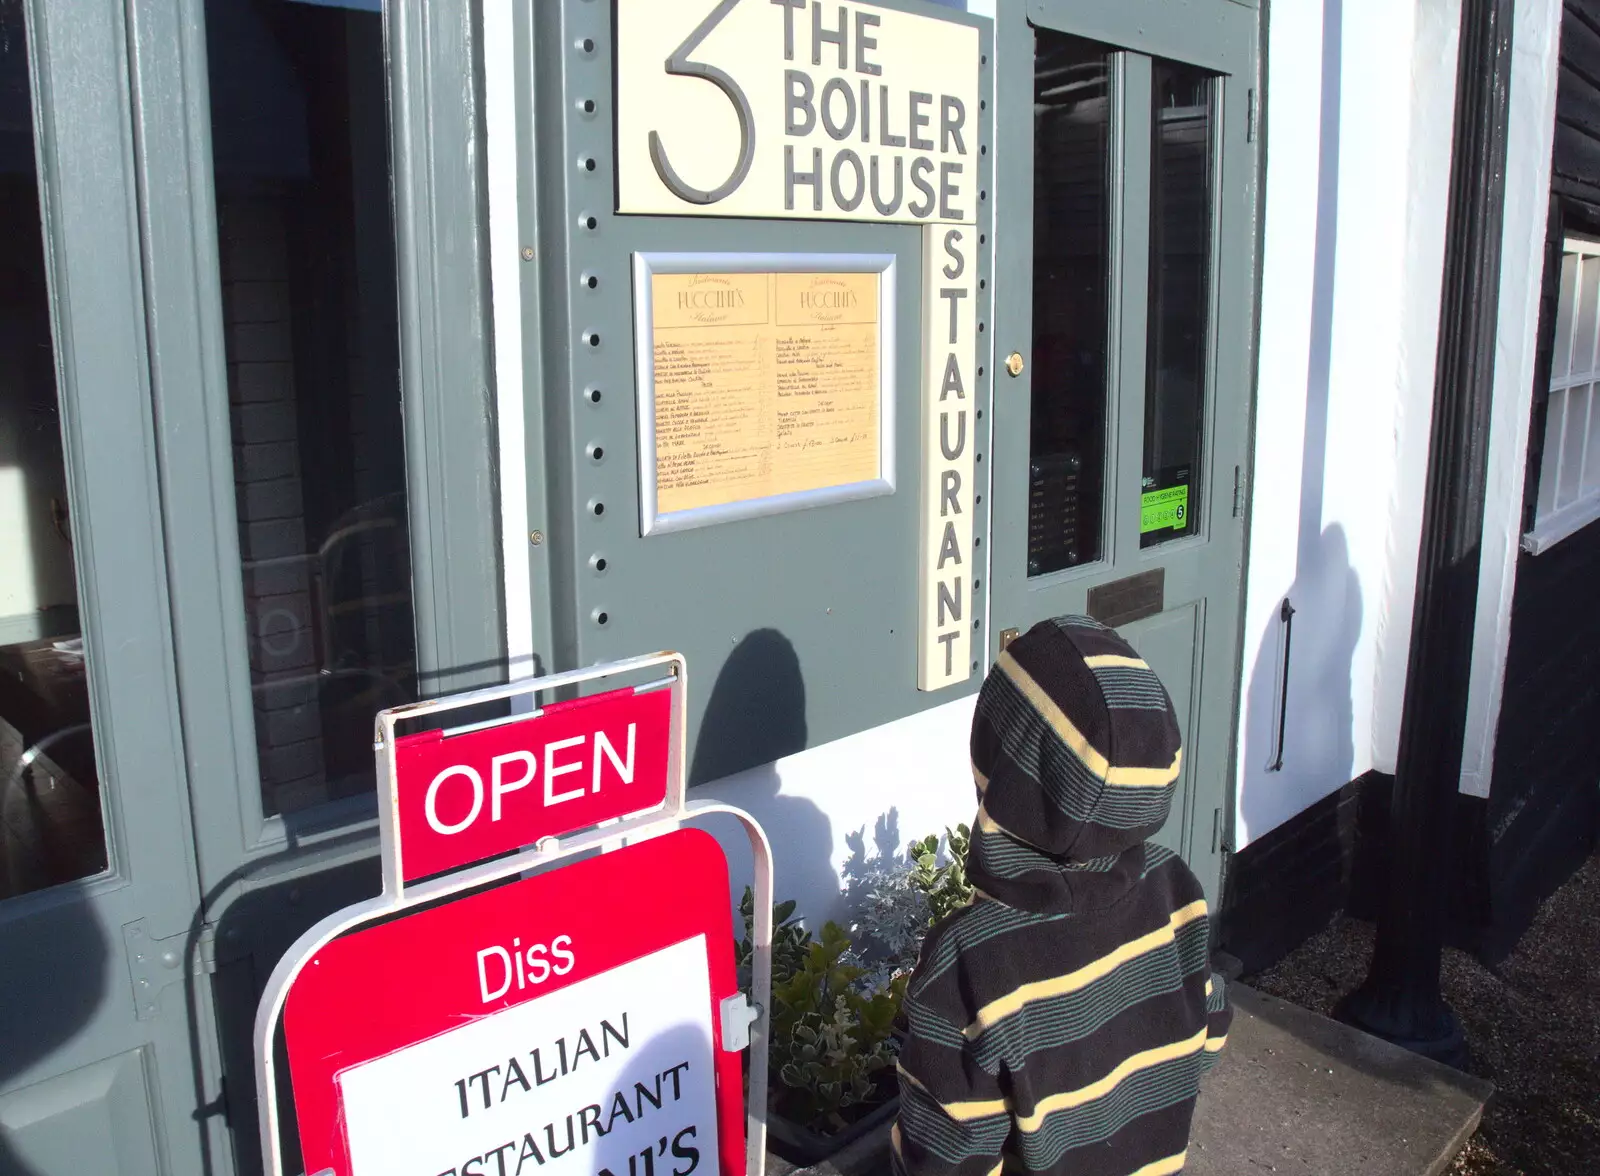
1575, 258, 1600, 382
1585, 383, 1600, 501
1538, 390, 1566, 519
1551, 253, 1578, 382
1027, 32, 1112, 577
1142, 61, 1215, 549
1559, 385, 1591, 507
206, 0, 415, 817
0, 7, 109, 900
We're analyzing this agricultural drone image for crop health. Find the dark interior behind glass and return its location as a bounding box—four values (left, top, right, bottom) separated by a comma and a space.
206, 0, 414, 816
0, 0, 107, 900
1142, 61, 1215, 548
1028, 31, 1113, 577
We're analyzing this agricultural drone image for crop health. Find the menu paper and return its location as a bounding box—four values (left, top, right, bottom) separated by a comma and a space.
649, 270, 882, 518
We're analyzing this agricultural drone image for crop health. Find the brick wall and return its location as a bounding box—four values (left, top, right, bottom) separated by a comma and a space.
219, 195, 328, 815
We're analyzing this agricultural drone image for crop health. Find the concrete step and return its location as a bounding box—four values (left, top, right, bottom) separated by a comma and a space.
765, 984, 1492, 1175
1187, 985, 1493, 1175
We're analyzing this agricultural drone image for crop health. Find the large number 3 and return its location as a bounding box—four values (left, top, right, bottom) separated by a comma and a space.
649, 0, 755, 205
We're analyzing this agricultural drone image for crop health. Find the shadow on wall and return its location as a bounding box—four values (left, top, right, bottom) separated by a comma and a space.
1242, 524, 1364, 838
1238, 0, 1362, 843
0, 902, 109, 1175
691, 629, 838, 927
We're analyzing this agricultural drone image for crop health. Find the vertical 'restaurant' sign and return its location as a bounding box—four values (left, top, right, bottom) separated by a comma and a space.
917, 224, 977, 691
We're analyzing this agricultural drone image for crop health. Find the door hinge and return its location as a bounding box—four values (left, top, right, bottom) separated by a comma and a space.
1246, 90, 1257, 142
1232, 465, 1245, 517
124, 919, 220, 1021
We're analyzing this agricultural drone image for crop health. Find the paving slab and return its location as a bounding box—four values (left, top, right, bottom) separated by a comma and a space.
1188, 985, 1493, 1176
766, 983, 1492, 1176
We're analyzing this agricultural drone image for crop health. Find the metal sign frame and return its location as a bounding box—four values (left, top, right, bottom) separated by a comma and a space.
254, 651, 775, 1176
632, 250, 900, 537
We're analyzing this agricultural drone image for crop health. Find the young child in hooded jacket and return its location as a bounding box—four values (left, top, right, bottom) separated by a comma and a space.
893, 615, 1230, 1176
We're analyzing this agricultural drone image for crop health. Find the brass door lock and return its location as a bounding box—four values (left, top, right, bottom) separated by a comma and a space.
1005, 352, 1025, 377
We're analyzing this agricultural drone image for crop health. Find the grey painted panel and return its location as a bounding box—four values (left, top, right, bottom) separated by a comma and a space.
390, 0, 509, 698
523, 0, 996, 783
0, 1050, 161, 1176
127, 0, 269, 884
2, 1, 215, 1174
1122, 601, 1202, 867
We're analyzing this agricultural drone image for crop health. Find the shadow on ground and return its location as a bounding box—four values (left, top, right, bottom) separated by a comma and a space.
1250, 853, 1600, 1176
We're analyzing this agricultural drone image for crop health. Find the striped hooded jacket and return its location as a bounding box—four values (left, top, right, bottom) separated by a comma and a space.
894, 616, 1230, 1176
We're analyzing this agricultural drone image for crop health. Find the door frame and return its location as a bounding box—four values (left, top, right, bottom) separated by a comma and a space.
111, 0, 509, 1166
1, 0, 216, 1171
135, 0, 507, 893
985, 0, 1262, 897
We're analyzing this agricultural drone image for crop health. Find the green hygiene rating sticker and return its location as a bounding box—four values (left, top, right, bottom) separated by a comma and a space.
1141, 485, 1189, 534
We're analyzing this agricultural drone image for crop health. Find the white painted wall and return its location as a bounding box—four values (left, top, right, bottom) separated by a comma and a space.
1235, 0, 1565, 841
695, 694, 981, 927
1234, 0, 1462, 847
1367, 0, 1462, 779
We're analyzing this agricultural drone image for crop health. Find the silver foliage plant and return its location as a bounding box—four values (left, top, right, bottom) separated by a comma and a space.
838, 812, 974, 991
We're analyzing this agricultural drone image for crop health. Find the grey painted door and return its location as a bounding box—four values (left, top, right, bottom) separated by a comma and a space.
2, 0, 509, 1169
988, 1, 1259, 903
0, 1, 216, 1173
122, 1, 508, 1172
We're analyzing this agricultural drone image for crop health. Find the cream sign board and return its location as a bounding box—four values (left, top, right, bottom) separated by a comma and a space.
917, 224, 978, 691
616, 0, 982, 224
337, 938, 719, 1176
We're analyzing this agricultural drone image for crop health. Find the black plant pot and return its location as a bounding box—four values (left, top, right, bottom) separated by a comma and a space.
765, 1094, 900, 1169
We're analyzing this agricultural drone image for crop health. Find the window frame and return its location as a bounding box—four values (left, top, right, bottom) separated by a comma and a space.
130, 0, 507, 890
1523, 235, 1600, 555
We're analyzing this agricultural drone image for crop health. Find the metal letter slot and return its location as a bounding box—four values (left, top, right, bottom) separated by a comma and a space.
1086, 568, 1165, 628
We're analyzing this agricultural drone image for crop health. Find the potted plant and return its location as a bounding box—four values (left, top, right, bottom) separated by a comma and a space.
736, 824, 975, 1169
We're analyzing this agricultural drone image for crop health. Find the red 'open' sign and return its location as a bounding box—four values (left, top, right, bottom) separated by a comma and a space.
393, 685, 672, 882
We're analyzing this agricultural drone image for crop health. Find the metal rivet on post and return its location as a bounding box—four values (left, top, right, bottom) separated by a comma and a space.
530, 530, 544, 546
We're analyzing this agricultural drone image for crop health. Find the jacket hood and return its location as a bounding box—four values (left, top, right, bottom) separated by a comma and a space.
965, 615, 1183, 914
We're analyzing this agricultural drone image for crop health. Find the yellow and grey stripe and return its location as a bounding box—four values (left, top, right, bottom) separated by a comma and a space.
997, 651, 1182, 788
1130, 1152, 1189, 1176
898, 1066, 1009, 1122
897, 1066, 1012, 1165
1013, 1029, 1207, 1129
966, 901, 1210, 1038
967, 917, 1212, 1073
909, 899, 1070, 996
1011, 1031, 1212, 1167
977, 674, 1179, 831
1082, 654, 1150, 670
894, 1124, 1005, 1176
